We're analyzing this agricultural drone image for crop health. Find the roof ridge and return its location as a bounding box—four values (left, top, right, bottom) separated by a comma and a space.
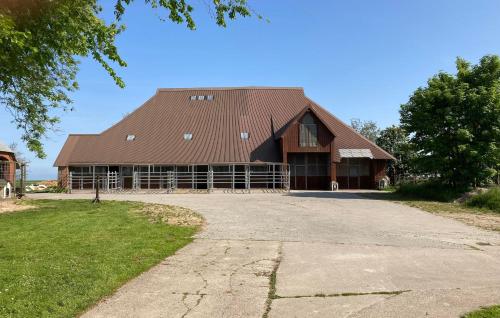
156, 86, 304, 92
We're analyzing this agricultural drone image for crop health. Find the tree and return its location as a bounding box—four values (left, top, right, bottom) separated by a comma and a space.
350, 118, 380, 142
8, 142, 28, 164
400, 55, 500, 187
0, 0, 255, 158
376, 125, 414, 183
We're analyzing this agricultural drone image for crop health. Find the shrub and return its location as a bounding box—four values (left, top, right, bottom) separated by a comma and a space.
395, 181, 467, 202
465, 187, 500, 213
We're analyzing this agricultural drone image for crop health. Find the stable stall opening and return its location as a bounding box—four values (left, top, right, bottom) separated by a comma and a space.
67, 163, 289, 192
288, 153, 330, 190
336, 158, 371, 189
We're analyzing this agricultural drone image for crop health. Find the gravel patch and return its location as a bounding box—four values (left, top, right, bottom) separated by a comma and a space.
0, 200, 35, 214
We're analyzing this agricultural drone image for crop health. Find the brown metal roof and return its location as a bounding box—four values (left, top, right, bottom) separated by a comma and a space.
54, 87, 394, 166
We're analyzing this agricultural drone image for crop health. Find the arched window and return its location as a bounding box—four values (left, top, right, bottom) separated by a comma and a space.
299, 113, 318, 147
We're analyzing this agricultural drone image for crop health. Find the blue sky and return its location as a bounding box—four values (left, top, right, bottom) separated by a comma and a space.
1, 0, 500, 179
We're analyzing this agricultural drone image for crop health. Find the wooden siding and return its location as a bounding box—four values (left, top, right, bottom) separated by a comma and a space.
281, 112, 334, 154
371, 159, 387, 186
282, 110, 336, 189
58, 166, 69, 188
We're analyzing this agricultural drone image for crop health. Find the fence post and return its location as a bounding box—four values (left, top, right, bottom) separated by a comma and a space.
69, 172, 73, 193
287, 166, 291, 191
245, 165, 250, 192
273, 164, 276, 190
231, 164, 235, 190
208, 168, 213, 193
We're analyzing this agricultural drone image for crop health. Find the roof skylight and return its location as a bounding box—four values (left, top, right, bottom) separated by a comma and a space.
189, 95, 214, 101
183, 133, 193, 141
240, 132, 250, 140
126, 134, 136, 141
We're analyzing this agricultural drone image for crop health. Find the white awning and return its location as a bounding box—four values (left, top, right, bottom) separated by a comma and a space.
339, 148, 373, 159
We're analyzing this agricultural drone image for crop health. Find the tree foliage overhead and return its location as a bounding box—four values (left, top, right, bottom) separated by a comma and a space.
376, 125, 414, 182
0, 0, 254, 158
350, 118, 380, 142
400, 55, 500, 187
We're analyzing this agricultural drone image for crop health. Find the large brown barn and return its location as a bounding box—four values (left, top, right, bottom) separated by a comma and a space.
54, 87, 394, 191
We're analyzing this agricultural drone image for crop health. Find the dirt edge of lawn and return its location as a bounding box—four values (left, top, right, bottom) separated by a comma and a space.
0, 199, 36, 214
0, 199, 204, 318
359, 192, 500, 232
401, 201, 500, 232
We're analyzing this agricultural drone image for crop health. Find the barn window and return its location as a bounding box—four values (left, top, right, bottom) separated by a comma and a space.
299, 113, 318, 147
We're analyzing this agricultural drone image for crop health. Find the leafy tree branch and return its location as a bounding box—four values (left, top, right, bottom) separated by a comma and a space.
0, 0, 255, 158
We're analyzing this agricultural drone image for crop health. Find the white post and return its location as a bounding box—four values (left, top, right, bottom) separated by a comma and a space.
159, 168, 163, 190
245, 165, 250, 192
232, 164, 235, 190
148, 165, 151, 190
208, 166, 213, 192
272, 164, 276, 190
192, 165, 195, 190
69, 172, 73, 192
107, 171, 110, 191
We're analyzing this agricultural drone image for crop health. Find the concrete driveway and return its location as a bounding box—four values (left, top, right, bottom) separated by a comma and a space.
31, 191, 500, 317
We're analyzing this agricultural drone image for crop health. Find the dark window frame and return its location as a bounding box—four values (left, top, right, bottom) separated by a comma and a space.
299, 113, 318, 147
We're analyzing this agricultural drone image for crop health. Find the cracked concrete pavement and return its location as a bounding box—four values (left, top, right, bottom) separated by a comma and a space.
31, 191, 500, 317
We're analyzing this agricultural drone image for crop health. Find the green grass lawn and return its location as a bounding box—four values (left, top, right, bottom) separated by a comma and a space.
463, 305, 500, 318
466, 187, 500, 212
362, 190, 494, 214
0, 200, 199, 317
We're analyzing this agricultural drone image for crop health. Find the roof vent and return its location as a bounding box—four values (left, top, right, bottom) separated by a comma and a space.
197, 95, 205, 100
207, 95, 214, 100
240, 132, 250, 140
189, 95, 197, 101
183, 133, 193, 141
126, 134, 136, 141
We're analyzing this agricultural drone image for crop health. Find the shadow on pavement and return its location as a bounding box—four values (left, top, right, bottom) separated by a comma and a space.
286, 191, 395, 200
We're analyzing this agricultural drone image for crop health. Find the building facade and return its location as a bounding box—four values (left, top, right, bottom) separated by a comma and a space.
54, 87, 394, 191
0, 141, 17, 198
